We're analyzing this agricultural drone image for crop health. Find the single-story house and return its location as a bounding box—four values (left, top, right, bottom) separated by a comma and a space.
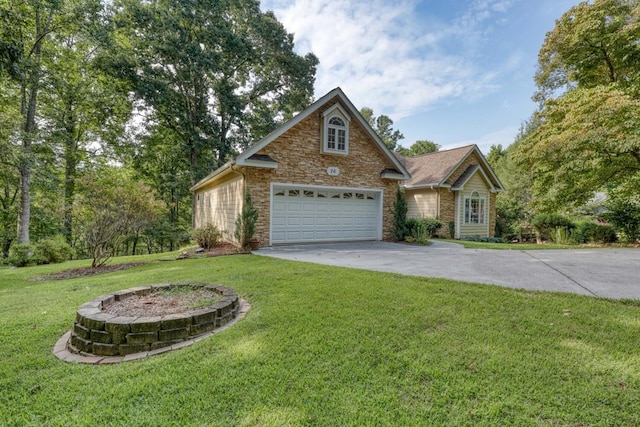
397, 145, 504, 238
191, 88, 504, 246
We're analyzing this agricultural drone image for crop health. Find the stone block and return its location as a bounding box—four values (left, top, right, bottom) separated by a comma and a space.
82, 317, 106, 331
113, 291, 133, 301
130, 286, 152, 296
189, 322, 215, 337
91, 330, 113, 344
71, 335, 92, 353
160, 314, 192, 330
118, 343, 150, 356
92, 343, 120, 356
150, 340, 182, 351
126, 331, 158, 344
130, 317, 162, 333
73, 322, 91, 340
105, 317, 135, 334
159, 328, 189, 341
191, 309, 216, 325
112, 332, 127, 345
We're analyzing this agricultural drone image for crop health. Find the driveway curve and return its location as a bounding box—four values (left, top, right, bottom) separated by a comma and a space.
254, 241, 640, 300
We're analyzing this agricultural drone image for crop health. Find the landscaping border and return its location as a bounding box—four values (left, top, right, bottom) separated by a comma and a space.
54, 283, 249, 364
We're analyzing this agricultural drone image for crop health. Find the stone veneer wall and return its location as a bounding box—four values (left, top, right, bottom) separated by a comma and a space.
240, 96, 400, 246
69, 284, 240, 357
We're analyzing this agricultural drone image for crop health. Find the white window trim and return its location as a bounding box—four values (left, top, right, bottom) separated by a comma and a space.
322, 104, 350, 155
463, 191, 487, 225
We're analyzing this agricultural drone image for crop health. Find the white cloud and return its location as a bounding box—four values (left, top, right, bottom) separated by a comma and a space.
262, 0, 515, 121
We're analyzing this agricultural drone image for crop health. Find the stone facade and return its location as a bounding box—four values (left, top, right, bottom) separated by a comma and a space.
237, 96, 401, 246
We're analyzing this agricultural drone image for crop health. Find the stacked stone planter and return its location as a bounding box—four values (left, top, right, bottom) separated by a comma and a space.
69, 283, 240, 357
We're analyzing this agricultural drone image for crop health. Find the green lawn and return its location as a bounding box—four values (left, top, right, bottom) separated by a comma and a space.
1, 253, 639, 426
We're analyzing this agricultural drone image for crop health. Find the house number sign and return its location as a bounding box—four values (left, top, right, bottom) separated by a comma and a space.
327, 167, 340, 176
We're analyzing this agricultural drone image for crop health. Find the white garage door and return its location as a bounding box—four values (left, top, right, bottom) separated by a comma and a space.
271, 184, 382, 244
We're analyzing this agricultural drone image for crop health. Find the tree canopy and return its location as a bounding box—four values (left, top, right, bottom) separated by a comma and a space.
397, 140, 441, 157
516, 0, 640, 212
360, 107, 405, 151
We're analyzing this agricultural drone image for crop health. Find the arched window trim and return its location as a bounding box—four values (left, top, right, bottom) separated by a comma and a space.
464, 191, 486, 225
322, 104, 350, 155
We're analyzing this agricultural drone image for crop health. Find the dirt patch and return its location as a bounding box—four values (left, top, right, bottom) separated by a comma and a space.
103, 287, 222, 317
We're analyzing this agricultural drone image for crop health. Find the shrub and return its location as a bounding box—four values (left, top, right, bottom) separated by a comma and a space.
35, 235, 75, 264
571, 221, 617, 244
8, 244, 39, 267
193, 223, 223, 249
405, 217, 443, 244
602, 199, 640, 243
531, 213, 575, 243
392, 187, 408, 241
235, 191, 259, 250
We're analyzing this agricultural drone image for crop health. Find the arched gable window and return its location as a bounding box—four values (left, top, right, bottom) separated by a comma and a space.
322, 104, 350, 154
327, 116, 346, 151
464, 191, 486, 224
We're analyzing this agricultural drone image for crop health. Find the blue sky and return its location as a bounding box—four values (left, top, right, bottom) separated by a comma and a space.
260, 0, 578, 153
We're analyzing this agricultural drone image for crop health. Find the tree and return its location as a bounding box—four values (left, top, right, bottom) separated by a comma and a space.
534, 0, 640, 103
360, 107, 404, 151
516, 85, 640, 211
516, 0, 640, 212
107, 0, 318, 185
74, 170, 165, 267
397, 140, 440, 156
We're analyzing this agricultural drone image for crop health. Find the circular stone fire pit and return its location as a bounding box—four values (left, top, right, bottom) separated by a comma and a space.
66, 283, 241, 358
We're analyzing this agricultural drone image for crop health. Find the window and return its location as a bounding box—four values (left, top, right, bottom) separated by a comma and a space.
464, 191, 486, 224
322, 104, 350, 154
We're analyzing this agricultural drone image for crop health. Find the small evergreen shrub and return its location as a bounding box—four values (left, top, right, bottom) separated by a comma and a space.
235, 191, 259, 250
193, 223, 223, 249
35, 235, 75, 264
392, 187, 408, 241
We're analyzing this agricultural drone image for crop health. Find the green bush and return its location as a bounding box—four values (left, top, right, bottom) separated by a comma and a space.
8, 244, 39, 267
193, 223, 223, 249
531, 213, 575, 243
235, 191, 259, 250
571, 221, 617, 244
392, 188, 408, 241
35, 235, 75, 264
602, 199, 640, 243
405, 217, 443, 244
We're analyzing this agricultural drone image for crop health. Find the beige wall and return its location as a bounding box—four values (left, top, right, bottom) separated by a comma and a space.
239, 96, 400, 246
457, 172, 491, 238
406, 189, 438, 219
193, 173, 244, 244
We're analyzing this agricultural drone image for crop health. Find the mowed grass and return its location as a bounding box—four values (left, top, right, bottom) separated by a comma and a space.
1, 253, 640, 426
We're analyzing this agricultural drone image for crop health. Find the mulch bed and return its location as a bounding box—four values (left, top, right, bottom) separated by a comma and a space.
40, 262, 148, 281
37, 242, 248, 281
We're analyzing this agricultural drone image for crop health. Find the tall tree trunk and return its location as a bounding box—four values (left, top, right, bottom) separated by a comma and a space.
16, 4, 54, 245
17, 79, 39, 244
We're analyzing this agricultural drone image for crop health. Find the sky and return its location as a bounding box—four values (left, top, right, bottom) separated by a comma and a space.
260, 0, 579, 153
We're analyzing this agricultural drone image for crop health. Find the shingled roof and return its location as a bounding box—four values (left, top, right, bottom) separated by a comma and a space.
397, 144, 503, 191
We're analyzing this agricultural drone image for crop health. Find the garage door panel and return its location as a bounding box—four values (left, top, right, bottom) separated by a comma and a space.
271, 185, 381, 244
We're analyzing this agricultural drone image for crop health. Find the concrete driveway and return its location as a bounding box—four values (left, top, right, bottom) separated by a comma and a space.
254, 241, 640, 300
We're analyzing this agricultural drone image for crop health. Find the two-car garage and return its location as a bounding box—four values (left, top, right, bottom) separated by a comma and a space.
270, 184, 383, 245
